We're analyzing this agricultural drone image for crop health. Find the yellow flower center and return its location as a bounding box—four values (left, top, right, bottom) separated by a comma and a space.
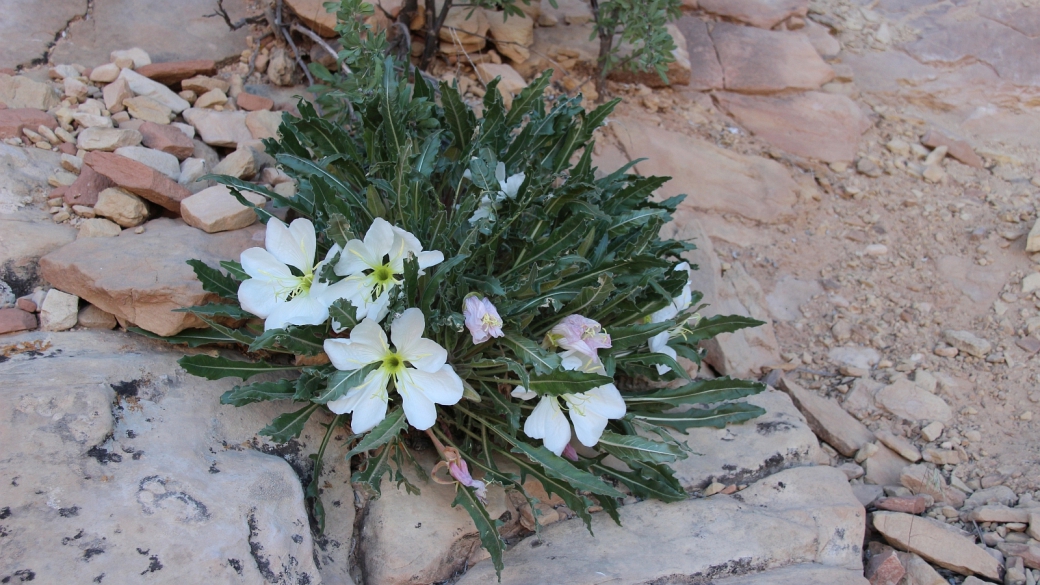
381, 350, 406, 377
480, 313, 501, 328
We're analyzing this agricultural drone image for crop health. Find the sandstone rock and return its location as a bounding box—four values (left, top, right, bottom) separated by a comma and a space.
84, 151, 190, 212
39, 288, 79, 331
875, 379, 953, 423
182, 108, 252, 147
0, 74, 60, 110
93, 187, 149, 227
699, 0, 809, 29
181, 185, 265, 233
138, 121, 194, 160
267, 47, 295, 86
0, 108, 58, 140
76, 303, 117, 329
457, 467, 864, 584
876, 495, 933, 515
921, 129, 984, 169
245, 109, 283, 141
608, 24, 692, 87
865, 547, 905, 585
963, 505, 1030, 524
0, 1, 84, 71
88, 63, 121, 83
194, 88, 228, 109
182, 76, 230, 95
40, 218, 260, 335
212, 146, 260, 179
77, 127, 143, 151
864, 444, 912, 486
114, 145, 180, 180
102, 77, 133, 113
717, 565, 869, 584
711, 23, 834, 93
715, 91, 871, 163
72, 112, 114, 129
896, 552, 948, 585
906, 19, 1040, 88
235, 92, 274, 112
668, 389, 820, 489
1027, 219, 1040, 253
179, 157, 210, 193
874, 512, 1001, 580
440, 6, 490, 47
117, 68, 189, 114
487, 10, 534, 63
135, 59, 216, 85
0, 329, 354, 584
779, 377, 874, 457
64, 164, 116, 206
900, 464, 967, 508
675, 16, 724, 91
941, 330, 991, 358
998, 543, 1040, 570
123, 95, 173, 124
964, 485, 1017, 509
286, 0, 339, 36
76, 217, 122, 238
0, 307, 37, 335
111, 47, 152, 67
874, 430, 922, 463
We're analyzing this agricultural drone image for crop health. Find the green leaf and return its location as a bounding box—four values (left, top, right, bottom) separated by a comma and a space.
250, 326, 326, 356
452, 485, 505, 580
128, 326, 240, 348
632, 403, 767, 431
329, 298, 359, 331
186, 259, 239, 299
607, 321, 674, 350
499, 333, 561, 375
352, 440, 396, 499
220, 379, 296, 406
592, 461, 686, 502
259, 403, 321, 442
219, 260, 249, 281
176, 303, 251, 319
595, 430, 686, 463
178, 355, 299, 381
327, 213, 355, 247
491, 444, 595, 532
623, 377, 765, 406
313, 363, 380, 404
559, 275, 615, 318
681, 314, 765, 343
528, 369, 615, 397
346, 407, 407, 458
495, 429, 624, 498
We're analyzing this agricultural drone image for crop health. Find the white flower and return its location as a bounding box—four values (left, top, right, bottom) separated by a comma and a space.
649, 262, 694, 374
323, 308, 464, 433
518, 360, 626, 456
495, 161, 524, 199
463, 296, 504, 344
333, 218, 444, 322
238, 218, 354, 331
468, 162, 524, 224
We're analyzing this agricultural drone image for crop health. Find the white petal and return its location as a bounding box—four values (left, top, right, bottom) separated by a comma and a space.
266, 218, 314, 272
650, 303, 679, 324
337, 240, 382, 276
569, 407, 608, 448
390, 308, 426, 349
366, 291, 392, 323
238, 278, 281, 318
495, 161, 506, 184
397, 378, 438, 430
386, 233, 410, 272
363, 218, 395, 259
241, 247, 293, 283
416, 250, 444, 271
317, 276, 360, 307
648, 330, 670, 353
400, 338, 447, 372
326, 371, 390, 433
524, 396, 571, 455
400, 365, 463, 406
288, 218, 317, 267
350, 317, 388, 347
584, 383, 627, 419
654, 345, 678, 376
511, 387, 537, 400
390, 225, 423, 256
264, 292, 330, 331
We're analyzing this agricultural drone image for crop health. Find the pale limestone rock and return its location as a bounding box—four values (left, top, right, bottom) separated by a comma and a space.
180, 185, 266, 233
123, 95, 173, 124
93, 187, 149, 228
0, 74, 61, 110
117, 68, 189, 114
89, 63, 121, 83
110, 47, 152, 67
212, 146, 259, 179
72, 112, 114, 129
76, 127, 143, 151
77, 303, 117, 329
39, 288, 78, 331
194, 88, 228, 109
245, 109, 283, 141
779, 377, 874, 457
183, 108, 253, 147
875, 379, 953, 423
178, 157, 210, 193
102, 77, 133, 113
874, 512, 1001, 580
76, 217, 122, 238
114, 145, 180, 180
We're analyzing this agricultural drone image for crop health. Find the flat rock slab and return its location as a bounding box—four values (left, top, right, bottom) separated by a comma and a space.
50, 0, 253, 68
0, 329, 356, 585
675, 16, 724, 91
711, 23, 834, 93
874, 512, 1001, 580
83, 150, 190, 211
714, 91, 872, 163
669, 389, 821, 490
700, 0, 809, 30
0, 0, 87, 69
905, 19, 1040, 87
779, 378, 874, 457
613, 120, 798, 224
456, 466, 864, 584
715, 564, 869, 584
39, 218, 261, 336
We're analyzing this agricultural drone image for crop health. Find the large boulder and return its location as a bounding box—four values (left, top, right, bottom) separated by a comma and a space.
710, 23, 835, 93
39, 218, 261, 336
455, 466, 865, 584
0, 329, 357, 584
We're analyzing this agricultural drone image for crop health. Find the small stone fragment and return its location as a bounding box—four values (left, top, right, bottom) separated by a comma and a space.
84, 151, 191, 212
180, 184, 266, 233
113, 145, 180, 180
77, 127, 143, 151
77, 304, 117, 329
874, 512, 1001, 580
77, 217, 123, 238
123, 95, 173, 124
876, 495, 933, 515
235, 92, 274, 112
900, 464, 966, 507
941, 330, 992, 358
93, 187, 149, 227
134, 59, 216, 85
102, 77, 133, 113
39, 289, 79, 331
0, 307, 37, 335
920, 421, 944, 442
89, 63, 121, 83
194, 88, 228, 109
211, 146, 260, 179
875, 429, 922, 462
110, 48, 151, 68
865, 547, 905, 585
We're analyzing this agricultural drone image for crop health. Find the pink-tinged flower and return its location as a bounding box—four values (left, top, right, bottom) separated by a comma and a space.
549, 314, 611, 364
433, 447, 487, 503
561, 444, 579, 462
463, 296, 504, 344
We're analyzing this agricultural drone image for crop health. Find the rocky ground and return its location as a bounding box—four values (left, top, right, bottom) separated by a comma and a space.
2, 0, 1040, 584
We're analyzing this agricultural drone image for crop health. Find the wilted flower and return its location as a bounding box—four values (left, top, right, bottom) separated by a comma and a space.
238, 218, 354, 331
463, 296, 504, 344
468, 162, 525, 224
649, 262, 694, 374
323, 308, 463, 433
334, 218, 444, 322
433, 447, 488, 503
548, 314, 612, 365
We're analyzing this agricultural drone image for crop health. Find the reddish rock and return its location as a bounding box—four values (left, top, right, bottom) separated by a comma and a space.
865, 548, 905, 585
0, 68, 15, 76
138, 121, 195, 160
714, 91, 871, 163
64, 165, 116, 207
700, 0, 808, 29
134, 59, 217, 85
0, 308, 37, 335
876, 495, 931, 515
0, 108, 58, 140
83, 151, 191, 212
999, 543, 1040, 570
15, 297, 37, 312
235, 92, 275, 112
921, 129, 985, 169
0, 102, 6, 110
710, 22, 835, 93
57, 142, 76, 155
675, 16, 724, 91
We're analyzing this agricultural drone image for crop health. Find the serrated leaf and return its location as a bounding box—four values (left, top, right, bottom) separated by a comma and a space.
592, 461, 686, 502
352, 440, 396, 499
494, 429, 623, 498
499, 333, 561, 375
313, 363, 380, 404
452, 485, 505, 579
607, 321, 674, 350
346, 407, 407, 457
178, 355, 299, 381
260, 403, 321, 442
176, 303, 252, 319
219, 260, 249, 281
595, 431, 686, 463
680, 314, 765, 343
186, 259, 239, 299
623, 377, 765, 406
220, 379, 295, 406
128, 327, 239, 348
632, 403, 767, 431
528, 369, 614, 397
329, 298, 359, 332
327, 213, 355, 247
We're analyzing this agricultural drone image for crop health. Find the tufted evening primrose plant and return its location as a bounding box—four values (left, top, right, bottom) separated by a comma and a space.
145, 0, 769, 578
